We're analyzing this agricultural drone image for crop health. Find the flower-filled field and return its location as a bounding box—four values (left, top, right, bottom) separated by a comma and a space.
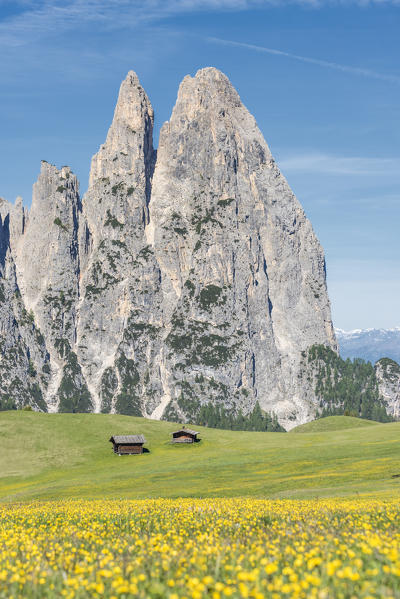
1, 498, 399, 598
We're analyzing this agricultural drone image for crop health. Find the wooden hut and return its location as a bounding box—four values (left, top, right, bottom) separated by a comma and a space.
109, 435, 146, 455
171, 427, 199, 444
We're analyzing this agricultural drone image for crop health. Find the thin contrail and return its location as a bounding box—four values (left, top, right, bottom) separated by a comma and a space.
207, 36, 400, 84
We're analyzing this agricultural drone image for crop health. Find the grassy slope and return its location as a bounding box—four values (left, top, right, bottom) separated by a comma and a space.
1, 412, 400, 502
290, 415, 378, 433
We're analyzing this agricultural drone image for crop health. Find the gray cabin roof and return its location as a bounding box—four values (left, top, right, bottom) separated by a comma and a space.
109, 435, 146, 444
172, 428, 199, 436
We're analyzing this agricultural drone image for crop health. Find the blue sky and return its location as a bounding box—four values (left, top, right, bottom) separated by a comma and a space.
0, 0, 399, 330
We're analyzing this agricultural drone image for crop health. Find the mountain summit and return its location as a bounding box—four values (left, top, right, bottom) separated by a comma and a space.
0, 68, 337, 429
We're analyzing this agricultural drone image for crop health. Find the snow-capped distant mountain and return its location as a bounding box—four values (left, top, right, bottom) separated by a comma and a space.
335, 328, 400, 364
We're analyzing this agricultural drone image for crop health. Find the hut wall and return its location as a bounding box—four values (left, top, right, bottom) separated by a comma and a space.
173, 434, 194, 443
118, 445, 143, 454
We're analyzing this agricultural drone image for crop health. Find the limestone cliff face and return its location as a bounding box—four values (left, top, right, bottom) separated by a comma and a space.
0, 68, 337, 427
375, 359, 400, 419
149, 68, 336, 428
76, 71, 163, 415
0, 200, 50, 410
13, 162, 90, 412
0, 196, 26, 251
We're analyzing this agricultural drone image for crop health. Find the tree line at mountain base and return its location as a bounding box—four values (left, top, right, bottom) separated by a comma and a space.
307, 344, 393, 423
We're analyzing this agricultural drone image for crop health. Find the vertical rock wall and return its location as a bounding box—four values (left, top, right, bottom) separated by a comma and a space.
0, 200, 50, 410
149, 68, 336, 427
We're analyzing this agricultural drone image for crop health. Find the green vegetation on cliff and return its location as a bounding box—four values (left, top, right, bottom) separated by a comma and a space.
58, 351, 93, 413
308, 345, 391, 422
195, 401, 285, 432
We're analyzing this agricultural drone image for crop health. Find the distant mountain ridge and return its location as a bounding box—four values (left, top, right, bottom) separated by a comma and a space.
336, 328, 400, 364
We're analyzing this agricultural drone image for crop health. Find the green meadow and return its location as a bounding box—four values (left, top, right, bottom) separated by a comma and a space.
1, 411, 399, 502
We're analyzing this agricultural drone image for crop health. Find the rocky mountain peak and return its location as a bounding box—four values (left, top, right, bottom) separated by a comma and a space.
113, 70, 148, 121
89, 70, 154, 187
177, 67, 242, 108
14, 161, 81, 323
0, 195, 26, 251
158, 65, 273, 191
33, 161, 80, 205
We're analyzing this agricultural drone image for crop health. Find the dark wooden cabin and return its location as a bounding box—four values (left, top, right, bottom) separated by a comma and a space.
109, 434, 146, 455
171, 428, 199, 443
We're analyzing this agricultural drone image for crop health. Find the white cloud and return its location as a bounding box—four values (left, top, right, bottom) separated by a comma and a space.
277, 153, 400, 175
2, 0, 400, 48
0, 1, 225, 47
207, 37, 400, 84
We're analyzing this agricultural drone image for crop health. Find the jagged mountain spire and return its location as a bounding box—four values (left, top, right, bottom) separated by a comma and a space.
13, 161, 89, 412
89, 70, 155, 187
76, 70, 161, 414
149, 66, 336, 427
